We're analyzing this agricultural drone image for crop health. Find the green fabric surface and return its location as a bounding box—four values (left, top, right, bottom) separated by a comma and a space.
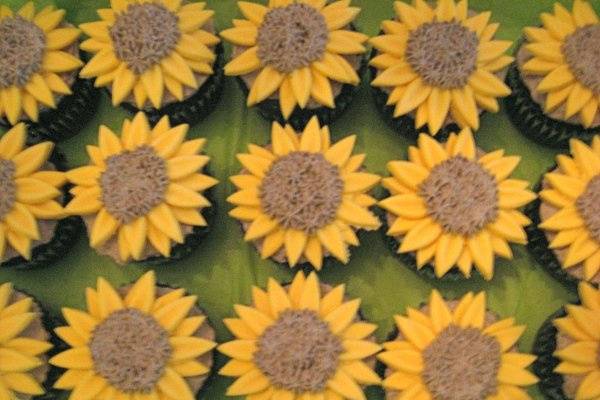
0, 0, 595, 398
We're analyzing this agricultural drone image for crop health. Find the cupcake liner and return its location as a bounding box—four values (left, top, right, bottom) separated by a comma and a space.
504, 62, 600, 149
525, 169, 582, 291
120, 43, 225, 127
533, 307, 569, 400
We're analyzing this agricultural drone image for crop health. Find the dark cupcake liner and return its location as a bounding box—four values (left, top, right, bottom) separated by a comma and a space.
119, 43, 225, 127
504, 62, 600, 149
533, 307, 569, 400
1, 147, 81, 270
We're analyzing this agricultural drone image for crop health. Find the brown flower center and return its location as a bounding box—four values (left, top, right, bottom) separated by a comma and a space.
422, 325, 501, 400
90, 308, 172, 393
420, 156, 498, 236
0, 159, 16, 220
110, 3, 181, 75
257, 3, 329, 73
0, 16, 46, 89
406, 22, 479, 89
100, 145, 169, 224
254, 309, 343, 393
259, 151, 343, 234
563, 24, 600, 95
576, 174, 600, 244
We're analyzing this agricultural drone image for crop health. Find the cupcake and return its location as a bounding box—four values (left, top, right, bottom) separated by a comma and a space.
379, 290, 538, 399
221, 0, 368, 130
218, 271, 381, 399
369, 0, 513, 139
379, 128, 536, 280
227, 116, 381, 270
0, 124, 80, 269
527, 137, 600, 287
64, 112, 218, 265
0, 2, 98, 142
0, 282, 55, 399
533, 282, 600, 399
506, 1, 600, 148
50, 271, 217, 400
79, 0, 223, 127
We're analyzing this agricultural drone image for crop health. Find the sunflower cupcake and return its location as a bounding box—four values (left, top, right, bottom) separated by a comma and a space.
221, 0, 368, 130
506, 1, 600, 148
50, 271, 217, 400
64, 112, 218, 265
379, 128, 536, 280
379, 290, 538, 400
533, 282, 600, 400
527, 138, 600, 287
227, 116, 380, 270
0, 124, 80, 269
79, 0, 223, 127
219, 271, 381, 399
369, 0, 513, 139
0, 2, 98, 142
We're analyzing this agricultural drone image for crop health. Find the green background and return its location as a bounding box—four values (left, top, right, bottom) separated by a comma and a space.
1, 0, 595, 398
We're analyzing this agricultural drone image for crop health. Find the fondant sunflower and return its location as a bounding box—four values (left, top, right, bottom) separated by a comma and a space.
379, 128, 536, 280
0, 2, 82, 124
538, 138, 600, 282
0, 124, 66, 261
0, 282, 53, 399
370, 0, 513, 135
79, 0, 219, 109
227, 116, 380, 269
219, 271, 381, 399
50, 271, 216, 400
221, 0, 368, 119
379, 290, 538, 400
553, 282, 600, 400
64, 112, 217, 263
520, 1, 600, 128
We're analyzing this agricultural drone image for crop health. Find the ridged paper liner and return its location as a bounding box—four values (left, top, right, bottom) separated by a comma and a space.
504, 62, 600, 149
120, 43, 225, 127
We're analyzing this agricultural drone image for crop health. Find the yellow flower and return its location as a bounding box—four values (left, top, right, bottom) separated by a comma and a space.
219, 271, 381, 399
50, 271, 216, 400
379, 290, 538, 400
553, 282, 600, 400
0, 2, 82, 125
221, 0, 368, 119
0, 282, 53, 399
380, 128, 536, 280
79, 0, 220, 109
521, 1, 600, 128
64, 112, 217, 263
0, 124, 66, 261
227, 116, 380, 270
370, 0, 513, 135
538, 138, 600, 282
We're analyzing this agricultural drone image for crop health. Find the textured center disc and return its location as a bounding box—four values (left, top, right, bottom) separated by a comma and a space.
257, 3, 329, 73
254, 309, 343, 393
406, 22, 479, 89
0, 159, 16, 220
576, 174, 600, 244
0, 16, 46, 89
563, 24, 600, 95
100, 145, 169, 224
110, 3, 181, 75
259, 151, 343, 234
422, 325, 501, 400
90, 308, 172, 393
420, 156, 498, 236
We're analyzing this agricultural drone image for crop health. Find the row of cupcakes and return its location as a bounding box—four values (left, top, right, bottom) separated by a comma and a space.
5, 270, 599, 400
2, 113, 599, 288
2, 0, 600, 148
